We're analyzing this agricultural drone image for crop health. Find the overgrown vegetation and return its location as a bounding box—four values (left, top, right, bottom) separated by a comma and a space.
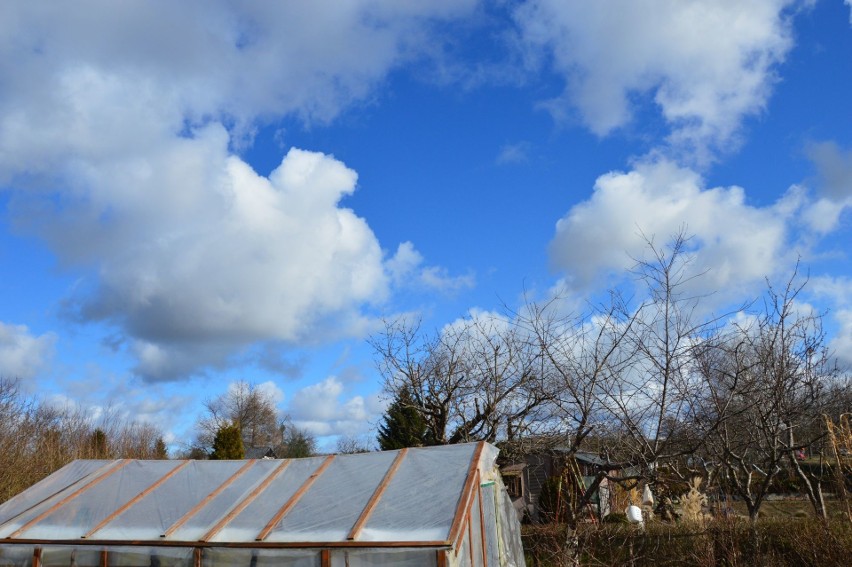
0, 377, 168, 504
522, 517, 852, 566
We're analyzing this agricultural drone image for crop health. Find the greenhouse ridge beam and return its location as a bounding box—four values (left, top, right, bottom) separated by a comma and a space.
200, 459, 292, 542
346, 448, 408, 541
255, 454, 335, 541
162, 460, 258, 538
84, 460, 191, 539
9, 460, 131, 539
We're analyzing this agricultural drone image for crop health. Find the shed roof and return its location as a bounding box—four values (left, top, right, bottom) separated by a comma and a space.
0, 442, 496, 550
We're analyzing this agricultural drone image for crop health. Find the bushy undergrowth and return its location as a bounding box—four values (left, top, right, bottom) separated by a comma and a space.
522, 517, 852, 566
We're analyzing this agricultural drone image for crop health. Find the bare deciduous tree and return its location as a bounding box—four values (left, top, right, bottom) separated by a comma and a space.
700, 270, 839, 520
195, 380, 282, 452
601, 233, 725, 483
371, 313, 548, 445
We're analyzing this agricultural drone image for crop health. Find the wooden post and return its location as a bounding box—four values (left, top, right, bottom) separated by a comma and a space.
467, 518, 475, 566
100, 549, 108, 567
477, 488, 487, 567
33, 547, 42, 567
320, 549, 331, 567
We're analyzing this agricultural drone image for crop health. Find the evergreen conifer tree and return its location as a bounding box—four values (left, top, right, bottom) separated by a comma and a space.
210, 423, 245, 459
377, 387, 431, 450
154, 437, 168, 459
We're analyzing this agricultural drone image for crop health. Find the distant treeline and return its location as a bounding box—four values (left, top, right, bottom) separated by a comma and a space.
0, 377, 167, 504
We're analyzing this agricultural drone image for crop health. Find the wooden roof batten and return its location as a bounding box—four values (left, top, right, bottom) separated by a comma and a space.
200, 459, 292, 542
346, 448, 408, 541
8, 459, 132, 539
162, 459, 258, 538
255, 454, 336, 541
84, 460, 192, 539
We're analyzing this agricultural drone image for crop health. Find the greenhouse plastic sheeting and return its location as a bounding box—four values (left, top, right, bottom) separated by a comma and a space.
93, 461, 255, 541
203, 548, 317, 567
359, 444, 474, 542
265, 450, 398, 542
0, 461, 113, 531
0, 543, 32, 567
480, 482, 500, 567
329, 549, 437, 567
0, 442, 525, 567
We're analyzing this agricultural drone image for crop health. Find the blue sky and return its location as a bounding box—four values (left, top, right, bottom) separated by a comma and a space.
1, 1, 851, 451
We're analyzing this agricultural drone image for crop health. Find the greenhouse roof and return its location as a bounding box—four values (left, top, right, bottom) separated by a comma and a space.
0, 442, 496, 550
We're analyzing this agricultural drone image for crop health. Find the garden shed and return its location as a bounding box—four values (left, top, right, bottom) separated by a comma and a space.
0, 442, 524, 567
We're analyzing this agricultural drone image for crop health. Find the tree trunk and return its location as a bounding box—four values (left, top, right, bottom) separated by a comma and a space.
562, 523, 581, 567
792, 460, 828, 520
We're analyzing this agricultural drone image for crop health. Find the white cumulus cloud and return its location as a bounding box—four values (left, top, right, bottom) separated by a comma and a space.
0, 2, 476, 381
45, 144, 389, 381
549, 158, 808, 299
0, 322, 56, 380
387, 241, 475, 294
802, 141, 852, 233
809, 276, 852, 368
286, 376, 384, 437
512, 0, 797, 162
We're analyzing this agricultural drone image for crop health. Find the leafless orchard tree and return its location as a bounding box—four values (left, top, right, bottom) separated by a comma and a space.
514, 291, 641, 563
698, 271, 840, 520
599, 233, 728, 484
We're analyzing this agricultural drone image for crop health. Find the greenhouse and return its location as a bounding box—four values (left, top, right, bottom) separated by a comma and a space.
0, 442, 524, 567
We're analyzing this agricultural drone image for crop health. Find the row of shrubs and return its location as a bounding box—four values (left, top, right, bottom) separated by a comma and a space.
521, 517, 852, 566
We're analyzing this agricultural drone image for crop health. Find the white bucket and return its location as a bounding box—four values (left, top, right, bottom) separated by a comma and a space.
626, 505, 643, 523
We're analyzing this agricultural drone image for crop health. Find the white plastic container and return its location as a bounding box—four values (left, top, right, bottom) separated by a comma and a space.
626, 505, 643, 523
